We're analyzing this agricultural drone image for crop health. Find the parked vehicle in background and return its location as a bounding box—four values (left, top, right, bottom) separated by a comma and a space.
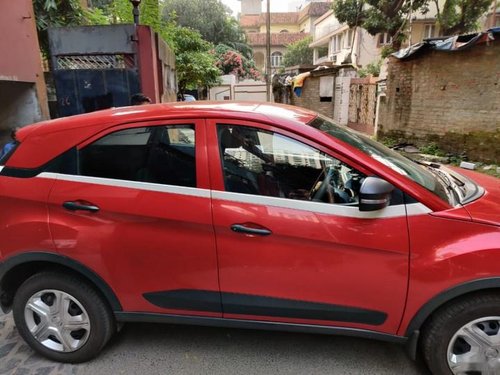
177, 93, 197, 102
0, 102, 499, 374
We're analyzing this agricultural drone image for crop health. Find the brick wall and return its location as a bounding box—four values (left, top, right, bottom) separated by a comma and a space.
378, 41, 500, 162
291, 76, 334, 119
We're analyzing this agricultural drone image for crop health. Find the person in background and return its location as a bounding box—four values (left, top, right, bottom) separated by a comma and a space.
0, 128, 18, 160
130, 93, 152, 105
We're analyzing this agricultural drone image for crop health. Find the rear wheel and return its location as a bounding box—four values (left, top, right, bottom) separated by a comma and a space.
13, 272, 115, 363
421, 293, 500, 375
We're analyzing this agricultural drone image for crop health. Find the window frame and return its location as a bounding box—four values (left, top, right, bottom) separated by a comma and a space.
424, 24, 436, 39
72, 118, 209, 190
345, 29, 354, 49
378, 32, 393, 46
271, 51, 283, 68
205, 119, 373, 196
331, 33, 344, 53
216, 124, 368, 204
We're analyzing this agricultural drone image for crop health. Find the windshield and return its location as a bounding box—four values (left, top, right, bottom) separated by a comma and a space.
309, 116, 450, 203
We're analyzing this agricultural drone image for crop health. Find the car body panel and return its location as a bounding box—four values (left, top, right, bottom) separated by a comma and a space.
398, 210, 500, 335
0, 171, 56, 259
452, 168, 500, 226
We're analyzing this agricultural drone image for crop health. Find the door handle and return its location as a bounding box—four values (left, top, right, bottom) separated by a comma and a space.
63, 201, 100, 213
231, 224, 272, 236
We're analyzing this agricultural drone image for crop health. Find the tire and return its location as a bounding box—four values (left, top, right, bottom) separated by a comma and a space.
421, 293, 500, 375
12, 271, 115, 363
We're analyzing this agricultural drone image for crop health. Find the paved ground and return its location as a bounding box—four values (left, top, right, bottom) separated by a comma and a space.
0, 312, 429, 375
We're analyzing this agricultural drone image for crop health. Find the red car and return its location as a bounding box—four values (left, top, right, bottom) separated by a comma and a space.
0, 102, 499, 373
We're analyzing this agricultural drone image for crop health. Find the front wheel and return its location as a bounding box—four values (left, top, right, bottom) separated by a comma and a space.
13, 272, 115, 363
421, 293, 500, 375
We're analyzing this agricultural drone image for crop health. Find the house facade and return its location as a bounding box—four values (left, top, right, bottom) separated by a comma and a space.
239, 0, 331, 73
310, 1, 444, 67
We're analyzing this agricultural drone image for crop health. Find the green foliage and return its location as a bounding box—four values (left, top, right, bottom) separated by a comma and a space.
332, 0, 430, 49
34, 0, 87, 57
168, 27, 221, 92
332, 0, 492, 51
437, 0, 492, 35
419, 142, 446, 156
83, 7, 110, 25
358, 59, 381, 77
380, 45, 395, 58
283, 36, 314, 67
162, 0, 247, 47
379, 136, 399, 148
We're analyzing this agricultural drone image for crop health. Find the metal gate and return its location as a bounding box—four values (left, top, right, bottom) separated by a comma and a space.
49, 25, 140, 117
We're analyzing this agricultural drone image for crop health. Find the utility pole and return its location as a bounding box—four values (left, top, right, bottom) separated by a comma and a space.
266, 0, 271, 102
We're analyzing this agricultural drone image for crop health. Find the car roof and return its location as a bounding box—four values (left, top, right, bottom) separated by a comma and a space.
8, 102, 318, 169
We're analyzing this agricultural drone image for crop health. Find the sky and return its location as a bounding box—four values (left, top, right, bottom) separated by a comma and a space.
220, 0, 298, 17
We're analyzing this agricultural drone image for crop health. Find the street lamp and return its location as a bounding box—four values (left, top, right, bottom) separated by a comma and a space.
130, 0, 141, 25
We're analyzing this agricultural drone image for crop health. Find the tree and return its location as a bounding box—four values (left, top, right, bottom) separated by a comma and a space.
332, 0, 492, 52
332, 0, 428, 51
161, 0, 250, 55
433, 0, 492, 36
168, 27, 221, 94
34, 0, 87, 57
283, 36, 314, 67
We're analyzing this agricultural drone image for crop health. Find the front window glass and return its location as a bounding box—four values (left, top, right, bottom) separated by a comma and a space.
218, 124, 366, 205
78, 125, 196, 187
309, 116, 449, 202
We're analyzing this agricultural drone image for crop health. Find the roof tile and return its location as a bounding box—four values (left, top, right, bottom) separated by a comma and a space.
246, 32, 310, 47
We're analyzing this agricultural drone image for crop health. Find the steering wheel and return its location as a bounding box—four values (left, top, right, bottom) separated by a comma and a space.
310, 167, 335, 202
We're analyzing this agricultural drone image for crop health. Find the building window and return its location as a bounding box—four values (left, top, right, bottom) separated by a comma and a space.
331, 33, 344, 53
378, 33, 392, 46
271, 52, 283, 67
345, 29, 354, 48
424, 24, 436, 38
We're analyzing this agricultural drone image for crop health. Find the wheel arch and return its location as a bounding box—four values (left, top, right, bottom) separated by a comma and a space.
404, 278, 500, 360
0, 252, 122, 313
406, 278, 500, 337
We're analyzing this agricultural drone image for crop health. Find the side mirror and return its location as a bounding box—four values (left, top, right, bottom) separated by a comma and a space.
359, 177, 394, 212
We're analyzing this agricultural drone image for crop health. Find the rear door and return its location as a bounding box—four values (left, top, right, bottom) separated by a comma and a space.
207, 119, 411, 333
46, 119, 221, 316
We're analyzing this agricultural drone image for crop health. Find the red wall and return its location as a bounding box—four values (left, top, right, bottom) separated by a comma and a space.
0, 0, 49, 119
0, 1, 44, 82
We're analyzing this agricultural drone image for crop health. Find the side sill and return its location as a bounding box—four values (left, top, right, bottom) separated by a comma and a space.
114, 312, 407, 344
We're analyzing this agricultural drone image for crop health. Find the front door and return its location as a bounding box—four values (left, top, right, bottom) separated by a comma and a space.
46, 119, 221, 316
207, 120, 410, 333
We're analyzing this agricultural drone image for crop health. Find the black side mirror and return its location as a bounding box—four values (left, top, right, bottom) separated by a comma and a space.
359, 177, 395, 212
